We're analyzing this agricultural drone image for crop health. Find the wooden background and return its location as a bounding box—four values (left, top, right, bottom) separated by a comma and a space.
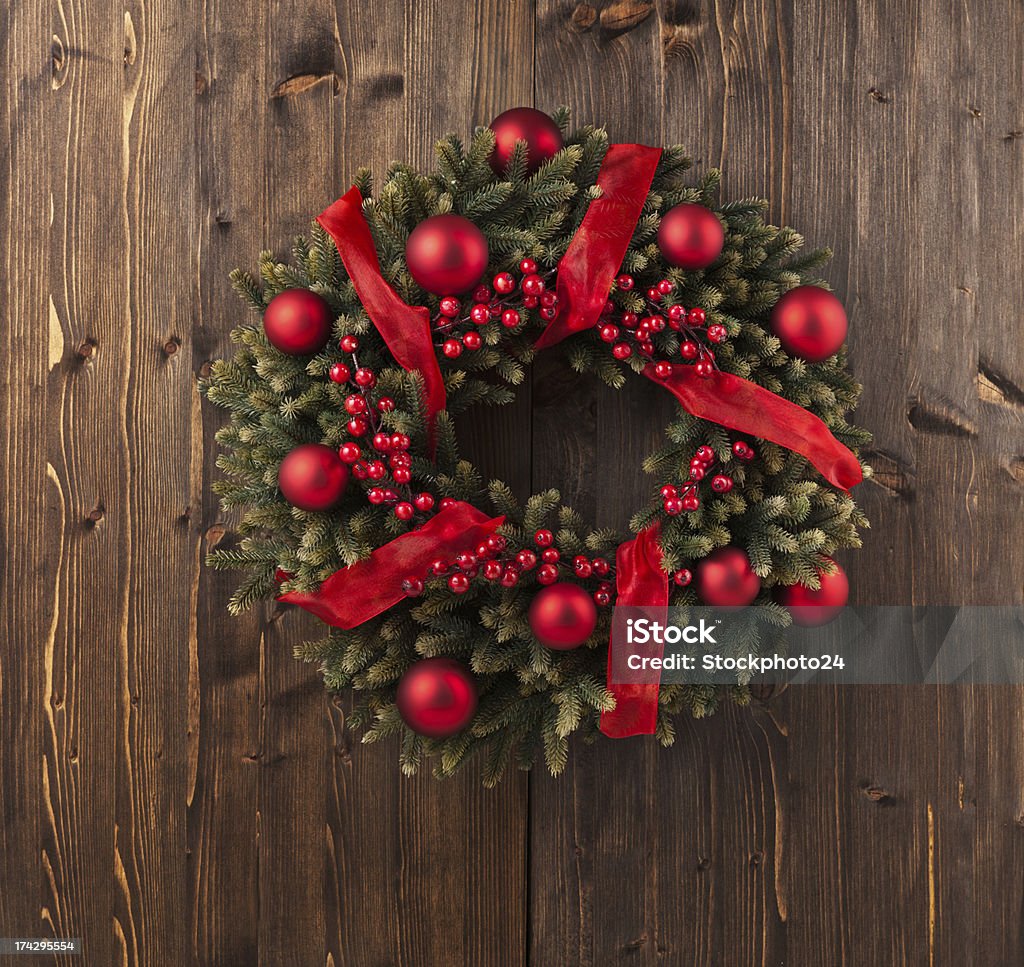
2, 0, 1023, 963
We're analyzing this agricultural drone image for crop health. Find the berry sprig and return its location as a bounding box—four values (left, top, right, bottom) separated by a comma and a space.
328, 335, 438, 524
431, 259, 559, 358
599, 274, 725, 378
660, 440, 755, 517
401, 526, 615, 606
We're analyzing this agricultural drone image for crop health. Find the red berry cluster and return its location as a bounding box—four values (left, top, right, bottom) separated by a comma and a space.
599, 274, 724, 378
328, 334, 440, 523
432, 259, 557, 356
403, 527, 614, 606
659, 440, 756, 518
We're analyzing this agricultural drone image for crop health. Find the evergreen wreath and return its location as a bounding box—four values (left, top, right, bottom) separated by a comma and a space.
203, 107, 871, 784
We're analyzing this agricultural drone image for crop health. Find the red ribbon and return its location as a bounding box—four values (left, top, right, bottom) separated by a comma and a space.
599, 523, 669, 738
535, 144, 663, 351
277, 501, 504, 629
644, 363, 862, 490
317, 187, 447, 437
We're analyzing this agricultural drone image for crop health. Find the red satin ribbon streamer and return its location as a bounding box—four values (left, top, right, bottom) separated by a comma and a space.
317, 187, 447, 434
535, 143, 663, 351
643, 363, 862, 491
600, 523, 669, 738
278, 501, 504, 629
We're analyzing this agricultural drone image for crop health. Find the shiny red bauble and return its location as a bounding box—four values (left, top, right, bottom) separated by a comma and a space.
488, 107, 564, 175
263, 288, 333, 355
529, 582, 598, 650
405, 214, 489, 295
657, 203, 725, 271
695, 546, 761, 607
396, 658, 478, 738
770, 285, 848, 362
277, 443, 349, 512
776, 559, 849, 626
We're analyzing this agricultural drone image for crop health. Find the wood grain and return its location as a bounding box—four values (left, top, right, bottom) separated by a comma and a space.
1, 1, 1023, 965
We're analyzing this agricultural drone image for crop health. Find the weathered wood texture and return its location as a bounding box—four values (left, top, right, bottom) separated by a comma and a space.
2, 1, 1022, 964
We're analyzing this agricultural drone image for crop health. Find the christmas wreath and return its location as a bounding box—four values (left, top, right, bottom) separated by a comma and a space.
203, 107, 870, 783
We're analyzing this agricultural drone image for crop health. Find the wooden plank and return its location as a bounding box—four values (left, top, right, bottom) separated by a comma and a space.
0, 0, 50, 952
325, 4, 533, 965
113, 0, 199, 963
190, 0, 267, 961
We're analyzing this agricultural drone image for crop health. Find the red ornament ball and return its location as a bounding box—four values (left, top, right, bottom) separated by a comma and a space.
529, 582, 598, 650
776, 559, 849, 626
278, 443, 349, 512
770, 286, 848, 362
657, 204, 725, 271
488, 107, 564, 176
396, 658, 478, 738
695, 546, 761, 607
263, 288, 332, 355
406, 214, 489, 295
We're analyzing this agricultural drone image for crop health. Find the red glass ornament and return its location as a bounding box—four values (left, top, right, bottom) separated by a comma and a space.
488, 107, 564, 175
695, 546, 761, 607
529, 583, 597, 650
657, 204, 725, 270
770, 286, 848, 362
776, 559, 849, 626
406, 214, 489, 295
396, 658, 478, 738
278, 443, 348, 512
263, 289, 333, 355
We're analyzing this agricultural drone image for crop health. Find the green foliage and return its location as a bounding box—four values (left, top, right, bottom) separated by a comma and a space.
202, 107, 870, 782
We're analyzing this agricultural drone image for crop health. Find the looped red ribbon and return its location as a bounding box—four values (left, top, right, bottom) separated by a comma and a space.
599, 523, 669, 738
278, 501, 503, 629
317, 187, 447, 442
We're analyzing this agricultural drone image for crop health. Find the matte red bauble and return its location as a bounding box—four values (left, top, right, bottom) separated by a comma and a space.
396, 658, 478, 738
657, 203, 725, 270
263, 288, 333, 355
277, 443, 349, 512
529, 582, 597, 650
776, 559, 849, 626
770, 286, 848, 362
488, 107, 564, 176
405, 214, 489, 295
696, 546, 761, 607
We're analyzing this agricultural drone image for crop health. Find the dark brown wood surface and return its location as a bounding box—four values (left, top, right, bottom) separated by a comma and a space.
2, 1, 1023, 964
